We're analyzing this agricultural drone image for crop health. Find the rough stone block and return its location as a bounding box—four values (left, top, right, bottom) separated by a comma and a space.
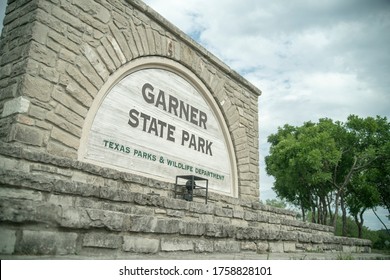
54, 104, 84, 127
342, 245, 357, 253
0, 228, 16, 254
310, 233, 324, 244
50, 127, 79, 149
11, 124, 44, 146
166, 209, 185, 217
47, 141, 78, 158
213, 216, 230, 224
236, 227, 262, 240
85, 209, 125, 231
96, 45, 116, 73
22, 74, 53, 102
256, 241, 269, 253
241, 241, 257, 251
110, 24, 133, 61
198, 214, 214, 223
189, 202, 214, 214
268, 242, 284, 253
29, 104, 48, 121
74, 0, 111, 23
29, 41, 57, 68
283, 242, 296, 252
268, 216, 281, 224
65, 81, 93, 107
154, 219, 181, 234
233, 207, 244, 219
0, 187, 43, 201
164, 198, 189, 210
123, 236, 159, 253
2, 96, 30, 117
122, 215, 158, 233
16, 230, 77, 255
61, 207, 91, 229
214, 206, 233, 217
266, 228, 281, 240
257, 213, 269, 223
279, 230, 297, 241
244, 211, 257, 221
180, 221, 206, 236
81, 44, 110, 80
161, 238, 193, 252
205, 223, 235, 238
231, 219, 248, 228
298, 232, 311, 243
194, 239, 214, 253
0, 198, 61, 225
214, 240, 240, 253
51, 86, 88, 118
66, 65, 97, 96
76, 55, 104, 89
83, 233, 122, 249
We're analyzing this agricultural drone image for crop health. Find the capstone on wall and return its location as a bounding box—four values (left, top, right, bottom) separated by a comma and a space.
0, 0, 261, 201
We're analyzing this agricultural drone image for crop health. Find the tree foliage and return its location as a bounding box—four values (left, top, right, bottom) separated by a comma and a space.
264, 198, 288, 209
265, 115, 390, 237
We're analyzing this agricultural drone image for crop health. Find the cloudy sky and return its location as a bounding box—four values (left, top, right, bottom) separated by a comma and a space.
1, 1, 389, 229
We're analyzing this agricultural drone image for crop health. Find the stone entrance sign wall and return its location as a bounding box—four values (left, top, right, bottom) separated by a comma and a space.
0, 0, 371, 257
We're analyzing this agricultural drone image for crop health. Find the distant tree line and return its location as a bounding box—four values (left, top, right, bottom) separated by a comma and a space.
265, 115, 390, 238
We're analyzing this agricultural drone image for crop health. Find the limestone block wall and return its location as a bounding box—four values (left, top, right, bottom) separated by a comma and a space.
0, 144, 371, 257
0, 0, 372, 258
0, 0, 261, 201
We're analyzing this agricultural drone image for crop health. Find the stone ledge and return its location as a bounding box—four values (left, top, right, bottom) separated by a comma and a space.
0, 195, 371, 248
2, 251, 386, 260
0, 143, 298, 218
0, 225, 373, 258
0, 167, 331, 234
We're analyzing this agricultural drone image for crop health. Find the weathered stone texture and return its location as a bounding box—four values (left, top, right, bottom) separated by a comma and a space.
0, 229, 16, 254
16, 230, 77, 255
123, 236, 159, 253
0, 148, 372, 256
83, 233, 122, 249
161, 238, 193, 252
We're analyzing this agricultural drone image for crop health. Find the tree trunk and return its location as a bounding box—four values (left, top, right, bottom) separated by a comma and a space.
372, 208, 390, 235
353, 215, 362, 238
327, 194, 333, 225
317, 196, 322, 224
301, 204, 306, 222
341, 193, 347, 236
358, 210, 364, 238
332, 192, 340, 232
311, 205, 316, 223
318, 195, 326, 225
353, 209, 366, 239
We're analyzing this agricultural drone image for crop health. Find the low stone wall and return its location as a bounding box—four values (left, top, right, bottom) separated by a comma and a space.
0, 142, 371, 257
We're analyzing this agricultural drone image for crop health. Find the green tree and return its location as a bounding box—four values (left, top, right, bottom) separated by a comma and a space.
346, 116, 390, 233
265, 115, 390, 237
346, 171, 381, 238
339, 115, 390, 235
264, 198, 287, 209
265, 121, 340, 222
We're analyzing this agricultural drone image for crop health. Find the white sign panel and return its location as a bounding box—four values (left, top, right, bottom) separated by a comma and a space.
84, 68, 234, 195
